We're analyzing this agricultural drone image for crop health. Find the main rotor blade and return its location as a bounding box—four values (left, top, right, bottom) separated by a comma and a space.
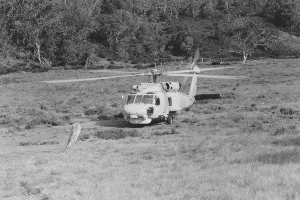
165, 70, 195, 74
41, 74, 145, 83
166, 74, 247, 79
89, 70, 140, 74
196, 66, 238, 71
166, 66, 238, 74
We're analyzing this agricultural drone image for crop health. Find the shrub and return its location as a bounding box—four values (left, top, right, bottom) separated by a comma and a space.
39, 141, 59, 145
0, 114, 25, 128
151, 128, 179, 136
19, 141, 39, 146
39, 102, 49, 111
25, 111, 71, 129
111, 102, 118, 107
0, 114, 14, 125
182, 118, 198, 124
280, 107, 298, 115
228, 114, 245, 123
248, 121, 264, 132
272, 136, 300, 146
272, 125, 298, 136
113, 112, 124, 118
94, 129, 139, 140
255, 149, 300, 164
79, 133, 90, 141
98, 114, 112, 120
84, 105, 106, 115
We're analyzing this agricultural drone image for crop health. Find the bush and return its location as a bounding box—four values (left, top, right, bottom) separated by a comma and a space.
19, 141, 39, 146
280, 107, 298, 115
228, 114, 245, 123
39, 141, 59, 145
79, 133, 90, 141
98, 114, 113, 120
19, 141, 59, 146
272, 125, 298, 136
113, 112, 124, 118
84, 105, 106, 115
151, 128, 179, 136
25, 111, 71, 129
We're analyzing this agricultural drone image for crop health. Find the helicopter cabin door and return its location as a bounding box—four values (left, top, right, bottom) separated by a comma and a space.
167, 92, 180, 112
153, 93, 168, 118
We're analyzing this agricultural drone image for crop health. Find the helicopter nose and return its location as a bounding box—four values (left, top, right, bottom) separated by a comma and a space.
123, 104, 147, 118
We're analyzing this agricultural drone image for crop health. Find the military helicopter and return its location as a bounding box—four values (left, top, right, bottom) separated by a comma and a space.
42, 49, 246, 125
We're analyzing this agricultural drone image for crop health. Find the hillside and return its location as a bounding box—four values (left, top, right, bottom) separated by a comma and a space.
1, 0, 300, 73
178, 15, 300, 60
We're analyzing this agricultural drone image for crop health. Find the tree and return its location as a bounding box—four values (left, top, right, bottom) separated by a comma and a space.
262, 0, 300, 31
180, 36, 194, 57
100, 10, 140, 51
226, 16, 273, 63
2, 0, 63, 66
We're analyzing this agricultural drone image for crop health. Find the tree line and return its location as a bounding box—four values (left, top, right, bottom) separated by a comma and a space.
0, 0, 300, 72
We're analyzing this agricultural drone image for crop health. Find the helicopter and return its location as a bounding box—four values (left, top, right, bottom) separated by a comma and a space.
42, 49, 246, 125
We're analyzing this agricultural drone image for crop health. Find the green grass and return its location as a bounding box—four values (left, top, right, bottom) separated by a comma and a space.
94, 129, 140, 140
1, 59, 300, 199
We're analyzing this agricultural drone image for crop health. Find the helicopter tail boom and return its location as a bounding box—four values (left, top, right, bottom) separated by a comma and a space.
188, 73, 198, 98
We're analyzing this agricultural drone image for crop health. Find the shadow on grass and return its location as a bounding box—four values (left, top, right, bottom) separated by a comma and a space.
96, 118, 163, 128
272, 136, 300, 146
254, 149, 300, 165
94, 129, 140, 140
238, 137, 300, 165
19, 141, 59, 146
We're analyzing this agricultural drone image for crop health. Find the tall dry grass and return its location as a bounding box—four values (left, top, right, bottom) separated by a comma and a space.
1, 59, 300, 199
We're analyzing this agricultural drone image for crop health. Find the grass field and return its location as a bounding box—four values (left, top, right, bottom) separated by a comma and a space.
1, 59, 300, 200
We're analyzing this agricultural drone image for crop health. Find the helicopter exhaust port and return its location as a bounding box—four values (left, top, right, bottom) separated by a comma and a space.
161, 82, 181, 91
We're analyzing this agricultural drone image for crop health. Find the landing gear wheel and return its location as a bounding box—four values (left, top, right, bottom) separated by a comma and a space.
166, 115, 173, 124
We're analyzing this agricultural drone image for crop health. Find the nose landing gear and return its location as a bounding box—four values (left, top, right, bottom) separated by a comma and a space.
166, 115, 174, 124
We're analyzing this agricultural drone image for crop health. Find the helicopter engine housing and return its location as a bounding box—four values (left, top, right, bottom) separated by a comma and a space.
161, 82, 181, 91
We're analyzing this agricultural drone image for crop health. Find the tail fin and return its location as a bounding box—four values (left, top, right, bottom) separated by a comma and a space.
183, 48, 200, 85
188, 66, 199, 97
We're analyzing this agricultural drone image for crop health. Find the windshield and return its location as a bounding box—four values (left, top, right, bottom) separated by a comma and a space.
127, 95, 135, 104
127, 95, 154, 104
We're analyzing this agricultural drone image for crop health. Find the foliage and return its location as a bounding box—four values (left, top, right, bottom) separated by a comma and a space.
151, 127, 179, 136
220, 16, 275, 63
262, 0, 300, 31
0, 0, 300, 73
25, 110, 71, 129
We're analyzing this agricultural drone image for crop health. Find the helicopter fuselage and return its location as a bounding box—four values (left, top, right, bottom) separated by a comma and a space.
122, 82, 195, 124
40, 48, 243, 125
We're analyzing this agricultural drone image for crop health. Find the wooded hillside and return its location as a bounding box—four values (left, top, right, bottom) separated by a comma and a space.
1, 0, 300, 73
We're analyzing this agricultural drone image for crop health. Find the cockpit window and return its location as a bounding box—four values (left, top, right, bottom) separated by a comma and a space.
155, 96, 160, 105
127, 95, 135, 104
135, 95, 143, 104
127, 95, 154, 104
143, 95, 154, 104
